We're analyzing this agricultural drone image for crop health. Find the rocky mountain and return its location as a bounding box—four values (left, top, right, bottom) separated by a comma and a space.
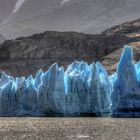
0, 0, 140, 38
102, 18, 140, 73
0, 32, 129, 76
0, 18, 140, 76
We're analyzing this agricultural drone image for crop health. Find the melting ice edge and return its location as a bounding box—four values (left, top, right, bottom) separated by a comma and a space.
0, 45, 139, 117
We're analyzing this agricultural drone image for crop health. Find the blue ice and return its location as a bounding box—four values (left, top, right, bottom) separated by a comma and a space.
0, 45, 139, 117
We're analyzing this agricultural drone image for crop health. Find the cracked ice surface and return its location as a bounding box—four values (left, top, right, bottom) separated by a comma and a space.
0, 45, 139, 117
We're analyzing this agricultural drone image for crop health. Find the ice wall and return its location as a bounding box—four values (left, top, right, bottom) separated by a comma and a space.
0, 45, 139, 117
111, 46, 140, 117
0, 62, 111, 116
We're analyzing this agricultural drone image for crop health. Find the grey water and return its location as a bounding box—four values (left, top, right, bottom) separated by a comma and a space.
0, 117, 139, 140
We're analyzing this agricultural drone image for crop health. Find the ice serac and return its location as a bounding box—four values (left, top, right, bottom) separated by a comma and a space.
64, 61, 111, 116
111, 45, 140, 117
37, 63, 66, 116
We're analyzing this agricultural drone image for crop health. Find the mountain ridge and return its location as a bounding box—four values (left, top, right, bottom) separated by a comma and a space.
0, 31, 129, 76
1, 18, 140, 76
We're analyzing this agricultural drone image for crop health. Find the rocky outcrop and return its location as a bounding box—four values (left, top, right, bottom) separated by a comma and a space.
103, 18, 140, 36
0, 31, 129, 76
0, 34, 5, 44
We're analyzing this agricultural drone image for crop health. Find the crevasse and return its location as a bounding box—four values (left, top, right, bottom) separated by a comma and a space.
0, 45, 139, 117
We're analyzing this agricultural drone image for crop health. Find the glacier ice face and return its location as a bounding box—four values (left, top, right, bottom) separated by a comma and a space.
111, 46, 140, 117
0, 61, 111, 116
0, 45, 140, 117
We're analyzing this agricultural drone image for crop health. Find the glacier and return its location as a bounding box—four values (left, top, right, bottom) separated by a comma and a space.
111, 46, 140, 117
0, 45, 140, 117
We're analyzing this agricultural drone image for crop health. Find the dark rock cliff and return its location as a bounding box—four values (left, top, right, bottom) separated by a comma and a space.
0, 19, 140, 76
0, 34, 5, 44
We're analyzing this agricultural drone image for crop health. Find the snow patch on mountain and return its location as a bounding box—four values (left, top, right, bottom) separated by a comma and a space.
0, 0, 26, 26
61, 0, 71, 6
13, 0, 26, 13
